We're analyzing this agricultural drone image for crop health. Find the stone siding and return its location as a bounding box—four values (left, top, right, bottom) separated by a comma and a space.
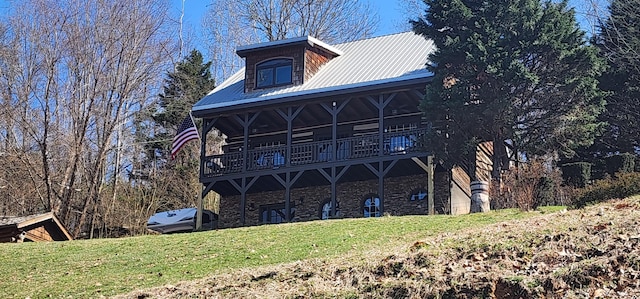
219, 173, 453, 228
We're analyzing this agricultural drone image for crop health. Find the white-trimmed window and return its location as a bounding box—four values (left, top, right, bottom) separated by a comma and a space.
319, 199, 340, 220
362, 194, 381, 217
260, 203, 295, 224
256, 58, 293, 88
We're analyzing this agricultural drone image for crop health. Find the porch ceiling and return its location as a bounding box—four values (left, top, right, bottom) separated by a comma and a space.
212, 88, 424, 140
212, 157, 429, 197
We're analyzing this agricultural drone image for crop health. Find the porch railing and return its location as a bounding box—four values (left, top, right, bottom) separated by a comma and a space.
202, 127, 426, 177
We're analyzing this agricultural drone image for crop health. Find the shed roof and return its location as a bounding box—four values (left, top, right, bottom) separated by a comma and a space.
192, 31, 435, 115
0, 212, 72, 241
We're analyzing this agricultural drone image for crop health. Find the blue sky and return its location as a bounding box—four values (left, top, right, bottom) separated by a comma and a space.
173, 0, 596, 44
1, 0, 597, 40
174, 0, 409, 39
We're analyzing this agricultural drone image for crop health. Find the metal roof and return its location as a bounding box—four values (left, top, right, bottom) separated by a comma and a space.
236, 35, 344, 57
0, 214, 43, 226
193, 32, 435, 114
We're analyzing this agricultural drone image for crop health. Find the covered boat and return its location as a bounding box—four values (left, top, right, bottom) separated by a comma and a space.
147, 208, 217, 234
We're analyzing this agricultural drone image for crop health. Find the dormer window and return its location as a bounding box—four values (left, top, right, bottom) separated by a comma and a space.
256, 58, 293, 88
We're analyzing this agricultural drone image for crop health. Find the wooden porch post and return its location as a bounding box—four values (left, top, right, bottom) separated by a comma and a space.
197, 118, 217, 231
364, 160, 397, 216
427, 155, 435, 215
366, 93, 395, 214
231, 112, 259, 225
318, 166, 350, 218
378, 161, 384, 214
331, 166, 337, 216
228, 176, 259, 226
271, 171, 304, 222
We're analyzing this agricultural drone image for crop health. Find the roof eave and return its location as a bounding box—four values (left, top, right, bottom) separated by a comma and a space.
16, 212, 73, 241
236, 36, 343, 58
192, 75, 432, 117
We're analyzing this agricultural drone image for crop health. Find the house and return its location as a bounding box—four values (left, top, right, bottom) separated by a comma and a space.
0, 212, 72, 242
192, 32, 491, 228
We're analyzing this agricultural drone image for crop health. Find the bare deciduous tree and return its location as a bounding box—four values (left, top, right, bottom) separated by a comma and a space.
202, 0, 379, 81
0, 0, 176, 238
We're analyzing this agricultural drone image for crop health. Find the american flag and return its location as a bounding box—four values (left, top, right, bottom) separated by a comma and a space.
171, 114, 199, 159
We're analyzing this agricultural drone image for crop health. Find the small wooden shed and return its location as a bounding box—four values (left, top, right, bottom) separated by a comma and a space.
0, 212, 72, 243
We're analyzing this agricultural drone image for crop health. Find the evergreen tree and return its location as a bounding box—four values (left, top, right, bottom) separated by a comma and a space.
412, 0, 606, 175
593, 0, 640, 154
141, 49, 216, 161
132, 49, 215, 210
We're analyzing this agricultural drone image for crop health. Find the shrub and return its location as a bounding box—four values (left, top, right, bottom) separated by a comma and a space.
561, 162, 591, 188
604, 153, 635, 176
492, 159, 564, 211
535, 176, 555, 206
590, 158, 607, 180
574, 172, 640, 208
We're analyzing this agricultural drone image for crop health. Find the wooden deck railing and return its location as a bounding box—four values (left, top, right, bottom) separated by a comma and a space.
202, 128, 427, 177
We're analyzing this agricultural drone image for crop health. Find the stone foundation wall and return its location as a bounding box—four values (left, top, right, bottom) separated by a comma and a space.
219, 173, 453, 228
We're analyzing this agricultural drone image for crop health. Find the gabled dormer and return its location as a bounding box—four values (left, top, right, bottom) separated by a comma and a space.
236, 36, 343, 93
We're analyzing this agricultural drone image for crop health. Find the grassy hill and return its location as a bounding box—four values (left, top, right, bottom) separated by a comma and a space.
2, 197, 639, 298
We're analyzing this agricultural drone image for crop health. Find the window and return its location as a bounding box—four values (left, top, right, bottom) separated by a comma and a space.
319, 199, 340, 220
362, 194, 381, 217
259, 203, 295, 224
409, 188, 427, 201
256, 58, 293, 88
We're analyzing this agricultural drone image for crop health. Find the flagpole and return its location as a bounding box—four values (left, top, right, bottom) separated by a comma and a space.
189, 111, 201, 140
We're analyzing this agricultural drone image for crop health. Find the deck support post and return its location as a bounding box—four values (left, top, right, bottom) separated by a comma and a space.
365, 93, 395, 213
276, 105, 304, 167
231, 112, 259, 224
197, 118, 217, 231
228, 176, 259, 226
411, 156, 436, 215
272, 171, 304, 222
427, 155, 435, 215
318, 166, 350, 218
364, 160, 397, 215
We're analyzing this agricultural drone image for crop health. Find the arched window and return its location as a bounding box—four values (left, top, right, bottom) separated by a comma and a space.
319, 199, 340, 220
362, 194, 381, 218
259, 203, 295, 224
256, 58, 293, 88
409, 188, 427, 201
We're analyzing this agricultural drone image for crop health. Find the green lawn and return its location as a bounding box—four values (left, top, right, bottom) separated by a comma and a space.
0, 207, 563, 298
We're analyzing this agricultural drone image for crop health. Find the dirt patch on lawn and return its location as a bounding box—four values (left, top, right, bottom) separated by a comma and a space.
119, 197, 640, 298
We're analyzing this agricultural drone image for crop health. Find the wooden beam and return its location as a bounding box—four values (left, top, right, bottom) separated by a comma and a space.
197, 118, 217, 231
410, 156, 435, 215
228, 176, 259, 226
411, 157, 431, 173
317, 168, 332, 182
364, 162, 379, 176
427, 155, 435, 215
378, 161, 384, 214
203, 118, 218, 134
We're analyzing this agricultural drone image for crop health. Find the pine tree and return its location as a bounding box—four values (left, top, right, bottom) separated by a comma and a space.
412, 0, 606, 174
157, 49, 215, 145
142, 49, 216, 161
131, 49, 215, 209
594, 0, 640, 154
